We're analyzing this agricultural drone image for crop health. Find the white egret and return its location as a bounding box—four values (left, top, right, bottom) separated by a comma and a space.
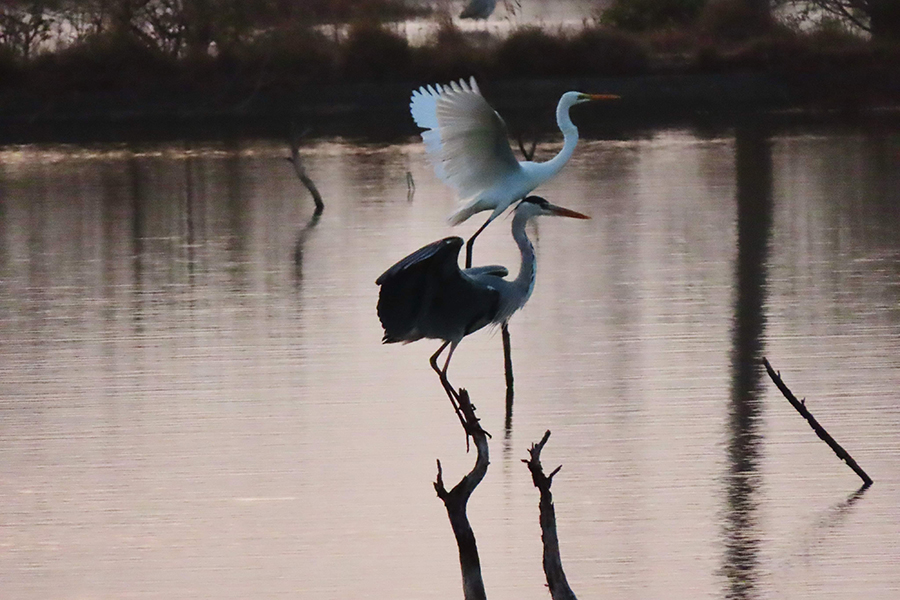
409, 77, 616, 265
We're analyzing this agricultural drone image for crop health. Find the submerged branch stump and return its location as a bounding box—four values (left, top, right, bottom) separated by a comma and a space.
524, 430, 578, 600
762, 357, 872, 487
434, 389, 490, 600
288, 129, 325, 214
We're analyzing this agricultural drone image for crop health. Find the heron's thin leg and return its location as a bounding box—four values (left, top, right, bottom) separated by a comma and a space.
465, 214, 494, 269
429, 341, 467, 430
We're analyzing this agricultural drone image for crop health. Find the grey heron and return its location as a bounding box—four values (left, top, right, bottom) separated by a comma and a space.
409, 77, 616, 266
376, 196, 589, 423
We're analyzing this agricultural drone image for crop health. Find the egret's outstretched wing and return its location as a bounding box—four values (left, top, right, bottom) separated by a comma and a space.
377, 236, 499, 344
410, 77, 520, 200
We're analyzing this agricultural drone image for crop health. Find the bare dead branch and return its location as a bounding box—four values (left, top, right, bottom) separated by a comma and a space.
762, 357, 872, 488
434, 389, 490, 600
523, 430, 578, 600
288, 127, 324, 215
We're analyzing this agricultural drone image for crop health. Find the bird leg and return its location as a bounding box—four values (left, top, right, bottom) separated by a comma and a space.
465, 214, 494, 269
430, 341, 467, 430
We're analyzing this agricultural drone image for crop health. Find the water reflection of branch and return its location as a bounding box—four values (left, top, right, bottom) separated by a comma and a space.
722, 126, 773, 600
761, 358, 873, 488
773, 484, 869, 591
293, 211, 322, 285
406, 171, 415, 202
804, 484, 870, 539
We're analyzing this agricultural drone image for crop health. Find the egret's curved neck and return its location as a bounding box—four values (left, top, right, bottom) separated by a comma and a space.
530, 99, 579, 181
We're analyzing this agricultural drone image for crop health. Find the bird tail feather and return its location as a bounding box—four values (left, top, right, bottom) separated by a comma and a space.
449, 199, 490, 226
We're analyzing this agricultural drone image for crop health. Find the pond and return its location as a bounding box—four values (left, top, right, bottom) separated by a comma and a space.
1, 119, 899, 599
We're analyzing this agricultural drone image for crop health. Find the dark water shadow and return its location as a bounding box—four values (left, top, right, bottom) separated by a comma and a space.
721, 124, 774, 600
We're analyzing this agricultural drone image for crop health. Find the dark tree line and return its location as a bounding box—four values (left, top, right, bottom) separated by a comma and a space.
2, 0, 897, 64
0, 0, 421, 60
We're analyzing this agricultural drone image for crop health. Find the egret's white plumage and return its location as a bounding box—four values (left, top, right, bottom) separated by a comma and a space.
409, 77, 617, 232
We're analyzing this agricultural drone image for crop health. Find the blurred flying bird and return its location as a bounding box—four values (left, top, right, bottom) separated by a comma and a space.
459, 0, 496, 19
376, 196, 589, 424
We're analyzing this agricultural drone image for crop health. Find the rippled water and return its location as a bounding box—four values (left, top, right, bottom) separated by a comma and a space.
1, 123, 899, 599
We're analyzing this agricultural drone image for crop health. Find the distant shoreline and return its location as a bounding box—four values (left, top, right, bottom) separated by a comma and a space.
2, 70, 899, 144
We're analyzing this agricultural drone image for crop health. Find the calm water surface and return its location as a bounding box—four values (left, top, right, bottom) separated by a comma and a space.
1, 124, 899, 599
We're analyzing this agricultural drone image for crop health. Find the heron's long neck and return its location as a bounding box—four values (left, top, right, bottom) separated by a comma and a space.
510, 211, 537, 307
531, 100, 579, 181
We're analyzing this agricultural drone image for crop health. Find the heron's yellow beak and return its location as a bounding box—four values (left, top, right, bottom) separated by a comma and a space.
547, 204, 591, 220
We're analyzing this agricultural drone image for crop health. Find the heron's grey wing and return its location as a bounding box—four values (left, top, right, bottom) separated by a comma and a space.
464, 265, 509, 278
410, 77, 520, 200
376, 237, 461, 286
376, 237, 464, 343
376, 236, 499, 343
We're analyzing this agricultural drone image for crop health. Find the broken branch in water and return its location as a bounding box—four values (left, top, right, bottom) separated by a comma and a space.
434, 389, 489, 600
288, 126, 325, 214
762, 357, 872, 488
523, 430, 578, 600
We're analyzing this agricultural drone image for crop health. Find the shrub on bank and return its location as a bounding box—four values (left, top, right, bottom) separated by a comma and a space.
27, 33, 177, 93
494, 27, 568, 78
565, 27, 649, 76
340, 22, 411, 81
602, 0, 706, 32
411, 22, 489, 82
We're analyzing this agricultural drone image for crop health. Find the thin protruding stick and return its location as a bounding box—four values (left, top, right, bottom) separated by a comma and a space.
288, 128, 324, 214
517, 131, 538, 161
523, 431, 578, 600
434, 389, 490, 600
762, 357, 872, 488
502, 322, 514, 431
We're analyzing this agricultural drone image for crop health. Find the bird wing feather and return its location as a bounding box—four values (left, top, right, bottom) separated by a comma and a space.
464, 264, 509, 278
376, 237, 500, 343
410, 77, 520, 201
